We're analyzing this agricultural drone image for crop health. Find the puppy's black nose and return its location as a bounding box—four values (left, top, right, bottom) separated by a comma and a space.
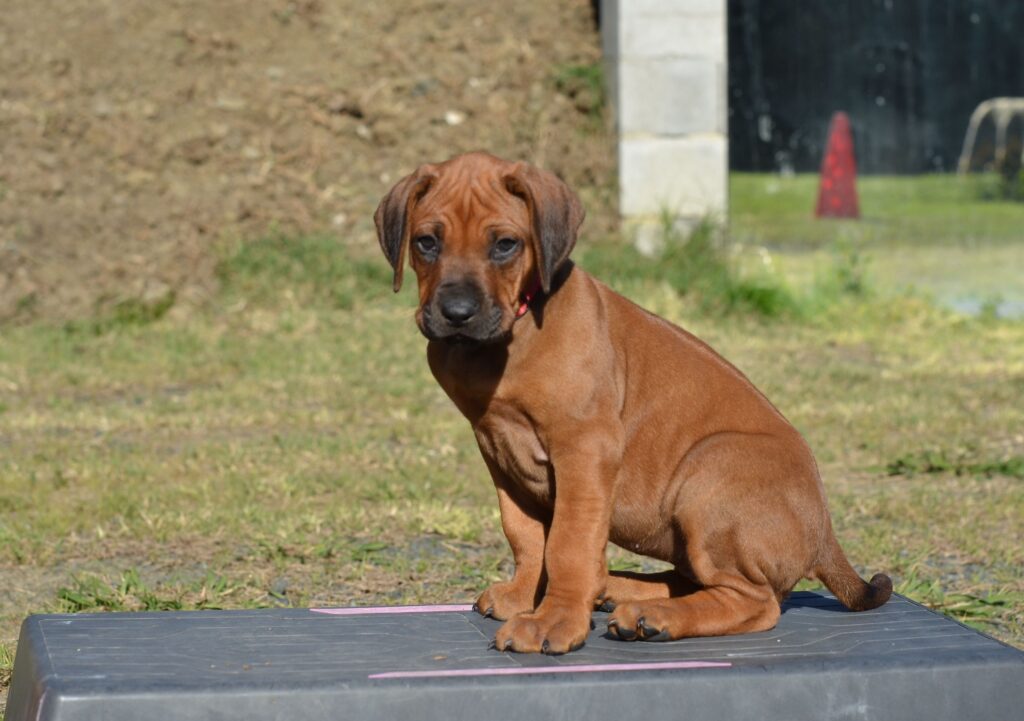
439, 290, 481, 325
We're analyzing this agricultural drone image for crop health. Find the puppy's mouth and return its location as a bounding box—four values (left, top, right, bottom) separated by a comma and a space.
418, 304, 510, 345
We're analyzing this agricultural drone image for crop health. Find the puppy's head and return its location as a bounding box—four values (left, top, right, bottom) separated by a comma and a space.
374, 152, 584, 345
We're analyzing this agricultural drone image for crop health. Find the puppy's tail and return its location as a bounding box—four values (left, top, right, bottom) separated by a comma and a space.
813, 531, 892, 611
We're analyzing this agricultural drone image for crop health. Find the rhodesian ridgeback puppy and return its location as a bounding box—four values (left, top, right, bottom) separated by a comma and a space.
375, 151, 892, 654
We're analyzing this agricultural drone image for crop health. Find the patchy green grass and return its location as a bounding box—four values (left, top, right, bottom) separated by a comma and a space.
0, 642, 11, 703
730, 172, 1024, 249
729, 173, 1024, 318
1, 207, 1023, 714
885, 449, 1024, 479
578, 218, 881, 321
54, 568, 243, 613
551, 61, 605, 129
579, 220, 802, 319
216, 233, 394, 310
896, 571, 1024, 635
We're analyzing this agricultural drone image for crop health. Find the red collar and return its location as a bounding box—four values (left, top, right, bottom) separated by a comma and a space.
515, 276, 543, 319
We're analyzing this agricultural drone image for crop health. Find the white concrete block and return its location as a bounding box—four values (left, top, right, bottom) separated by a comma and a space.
618, 57, 725, 136
628, 0, 724, 18
621, 12, 725, 60
619, 136, 728, 218
601, 0, 728, 223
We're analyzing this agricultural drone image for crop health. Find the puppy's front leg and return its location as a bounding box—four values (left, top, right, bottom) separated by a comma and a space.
494, 436, 618, 654
475, 461, 547, 621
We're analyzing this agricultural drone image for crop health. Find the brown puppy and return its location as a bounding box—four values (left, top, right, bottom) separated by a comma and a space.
375, 151, 891, 654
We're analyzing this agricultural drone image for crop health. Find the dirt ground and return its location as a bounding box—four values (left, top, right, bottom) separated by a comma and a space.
0, 0, 614, 322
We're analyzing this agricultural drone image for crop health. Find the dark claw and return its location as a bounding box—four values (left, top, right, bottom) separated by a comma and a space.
643, 628, 672, 642
590, 617, 596, 630
608, 618, 637, 641
541, 639, 550, 654
597, 600, 616, 613
487, 638, 497, 650
503, 639, 514, 651
484, 606, 494, 618
638, 617, 671, 642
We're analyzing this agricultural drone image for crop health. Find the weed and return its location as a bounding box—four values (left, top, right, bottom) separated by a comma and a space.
195, 573, 238, 610
110, 293, 177, 326
552, 62, 605, 127
822, 239, 870, 297
59, 291, 176, 336
977, 294, 1004, 321
52, 570, 251, 616
971, 171, 1024, 203
351, 541, 389, 562
897, 573, 1023, 633
887, 449, 1024, 479
57, 575, 129, 612
0, 639, 12, 693
15, 293, 37, 315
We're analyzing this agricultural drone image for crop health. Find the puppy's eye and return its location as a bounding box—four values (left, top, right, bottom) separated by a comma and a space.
492, 237, 520, 260
414, 235, 439, 259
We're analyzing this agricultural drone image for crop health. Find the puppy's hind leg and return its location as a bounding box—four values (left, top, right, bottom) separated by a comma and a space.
607, 579, 779, 641
596, 569, 700, 612
607, 432, 807, 641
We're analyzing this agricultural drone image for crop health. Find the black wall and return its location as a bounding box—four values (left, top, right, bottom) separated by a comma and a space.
728, 0, 1024, 173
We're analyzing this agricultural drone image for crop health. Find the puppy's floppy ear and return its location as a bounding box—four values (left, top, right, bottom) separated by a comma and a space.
374, 167, 437, 292
503, 163, 585, 293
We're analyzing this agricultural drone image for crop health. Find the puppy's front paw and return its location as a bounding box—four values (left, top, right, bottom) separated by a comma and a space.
493, 603, 592, 654
474, 581, 536, 621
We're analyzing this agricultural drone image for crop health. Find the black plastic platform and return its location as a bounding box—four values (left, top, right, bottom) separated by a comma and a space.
7, 591, 1023, 721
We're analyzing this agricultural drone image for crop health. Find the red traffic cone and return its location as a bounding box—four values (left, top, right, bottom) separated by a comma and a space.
815, 112, 860, 219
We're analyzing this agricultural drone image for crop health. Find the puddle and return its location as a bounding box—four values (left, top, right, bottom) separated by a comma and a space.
945, 297, 1024, 319
746, 243, 1024, 319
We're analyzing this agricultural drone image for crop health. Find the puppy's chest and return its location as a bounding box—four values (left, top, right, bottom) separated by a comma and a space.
473, 405, 553, 502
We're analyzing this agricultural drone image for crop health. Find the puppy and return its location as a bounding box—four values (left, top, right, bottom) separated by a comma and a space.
375, 151, 891, 654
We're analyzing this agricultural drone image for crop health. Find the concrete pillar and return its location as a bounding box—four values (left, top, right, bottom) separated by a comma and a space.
601, 0, 728, 249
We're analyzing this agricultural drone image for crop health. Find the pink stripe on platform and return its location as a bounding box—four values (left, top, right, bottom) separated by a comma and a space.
310, 604, 475, 616
368, 660, 732, 680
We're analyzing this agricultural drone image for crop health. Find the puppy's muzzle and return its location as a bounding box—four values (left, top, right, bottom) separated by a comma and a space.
422, 281, 505, 343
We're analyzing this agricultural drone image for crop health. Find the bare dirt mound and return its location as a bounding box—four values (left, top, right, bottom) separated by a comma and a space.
0, 0, 613, 322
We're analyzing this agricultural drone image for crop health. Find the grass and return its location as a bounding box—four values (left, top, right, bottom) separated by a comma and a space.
578, 216, 877, 320
216, 232, 394, 310
885, 449, 1024, 479
54, 568, 244, 613
1, 175, 1023, 715
730, 172, 1024, 250
729, 172, 1024, 317
0, 644, 10, 702
580, 219, 800, 318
